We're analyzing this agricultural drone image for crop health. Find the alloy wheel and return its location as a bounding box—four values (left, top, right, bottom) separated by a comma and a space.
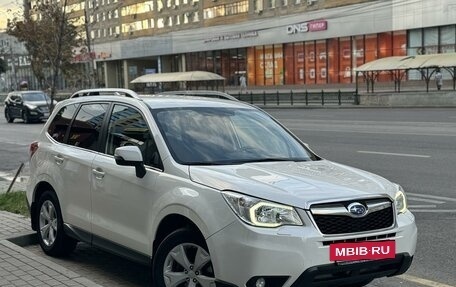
163, 243, 215, 287
39, 200, 58, 247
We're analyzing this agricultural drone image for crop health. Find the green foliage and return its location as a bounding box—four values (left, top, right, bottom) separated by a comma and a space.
7, 0, 82, 109
0, 191, 29, 217
0, 58, 7, 74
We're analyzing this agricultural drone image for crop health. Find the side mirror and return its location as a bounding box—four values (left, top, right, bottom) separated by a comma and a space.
114, 146, 146, 178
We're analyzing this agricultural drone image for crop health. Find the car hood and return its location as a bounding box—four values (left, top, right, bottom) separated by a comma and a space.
189, 160, 397, 209
24, 100, 50, 108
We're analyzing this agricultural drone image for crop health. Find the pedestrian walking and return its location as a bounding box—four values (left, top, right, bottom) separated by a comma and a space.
435, 69, 443, 91
239, 73, 247, 94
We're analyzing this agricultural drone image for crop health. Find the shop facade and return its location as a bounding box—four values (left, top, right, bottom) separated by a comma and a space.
93, 0, 456, 89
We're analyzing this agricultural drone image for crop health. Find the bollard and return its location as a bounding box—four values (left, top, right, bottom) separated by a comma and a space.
263, 91, 266, 105
290, 90, 294, 106
6, 163, 24, 194
276, 91, 279, 105
305, 90, 308, 106
321, 90, 324, 105
250, 91, 253, 104
338, 90, 341, 105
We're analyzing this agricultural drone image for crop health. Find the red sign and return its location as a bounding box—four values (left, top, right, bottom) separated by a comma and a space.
308, 20, 328, 32
329, 241, 395, 262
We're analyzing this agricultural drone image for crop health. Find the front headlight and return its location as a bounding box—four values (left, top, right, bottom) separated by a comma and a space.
395, 185, 408, 214
222, 191, 303, 228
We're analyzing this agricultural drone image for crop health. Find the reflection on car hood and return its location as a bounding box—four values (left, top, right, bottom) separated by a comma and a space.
24, 100, 50, 107
189, 160, 396, 209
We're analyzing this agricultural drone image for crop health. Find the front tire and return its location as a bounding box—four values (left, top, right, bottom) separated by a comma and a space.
5, 108, 13, 123
22, 111, 31, 123
153, 229, 216, 287
36, 190, 77, 257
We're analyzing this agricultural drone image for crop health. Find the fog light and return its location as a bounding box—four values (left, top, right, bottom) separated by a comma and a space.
255, 278, 265, 287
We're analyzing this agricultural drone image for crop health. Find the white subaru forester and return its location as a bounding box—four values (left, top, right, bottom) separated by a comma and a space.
26, 89, 417, 287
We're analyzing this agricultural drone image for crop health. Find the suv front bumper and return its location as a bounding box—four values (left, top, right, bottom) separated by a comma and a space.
207, 210, 417, 287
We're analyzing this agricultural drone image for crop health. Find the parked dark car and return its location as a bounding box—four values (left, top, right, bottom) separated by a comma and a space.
4, 91, 55, 123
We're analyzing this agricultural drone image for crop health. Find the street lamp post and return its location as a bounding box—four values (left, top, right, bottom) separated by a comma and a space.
84, 0, 96, 88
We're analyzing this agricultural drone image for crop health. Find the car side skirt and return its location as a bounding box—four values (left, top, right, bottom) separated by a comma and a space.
64, 223, 151, 266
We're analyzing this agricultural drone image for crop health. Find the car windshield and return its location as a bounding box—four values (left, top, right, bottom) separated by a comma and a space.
22, 93, 49, 102
152, 107, 314, 165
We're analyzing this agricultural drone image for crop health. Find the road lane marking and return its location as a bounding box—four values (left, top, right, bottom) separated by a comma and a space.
406, 193, 456, 213
398, 274, 456, 287
407, 193, 456, 202
407, 197, 445, 204
357, 151, 430, 158
408, 209, 456, 213
408, 205, 437, 208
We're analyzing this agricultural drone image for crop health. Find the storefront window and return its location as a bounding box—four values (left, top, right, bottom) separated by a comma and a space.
294, 43, 305, 85
305, 41, 315, 84
440, 25, 455, 53
393, 31, 406, 56
327, 39, 338, 84
424, 27, 438, 54
339, 37, 351, 83
274, 44, 284, 85
284, 43, 295, 85
247, 47, 256, 86
316, 40, 327, 84
365, 34, 377, 63
378, 32, 392, 58
255, 46, 265, 86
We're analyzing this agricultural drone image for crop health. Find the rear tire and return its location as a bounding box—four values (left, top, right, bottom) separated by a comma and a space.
36, 190, 77, 257
5, 108, 13, 123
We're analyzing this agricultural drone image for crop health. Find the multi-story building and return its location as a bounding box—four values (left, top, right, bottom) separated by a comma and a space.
23, 0, 456, 89
0, 33, 35, 92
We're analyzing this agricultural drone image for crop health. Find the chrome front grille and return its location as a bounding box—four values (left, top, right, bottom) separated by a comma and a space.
310, 198, 394, 235
321, 233, 396, 246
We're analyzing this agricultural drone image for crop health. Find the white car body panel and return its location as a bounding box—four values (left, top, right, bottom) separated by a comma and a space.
189, 160, 396, 209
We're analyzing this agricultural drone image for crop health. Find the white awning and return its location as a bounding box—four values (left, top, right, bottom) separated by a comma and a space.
131, 71, 225, 83
355, 53, 456, 72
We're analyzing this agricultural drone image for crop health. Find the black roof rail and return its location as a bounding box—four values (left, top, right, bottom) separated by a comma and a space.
70, 88, 140, 99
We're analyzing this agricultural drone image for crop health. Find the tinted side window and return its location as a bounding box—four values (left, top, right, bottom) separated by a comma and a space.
47, 104, 78, 143
67, 103, 109, 151
106, 105, 162, 169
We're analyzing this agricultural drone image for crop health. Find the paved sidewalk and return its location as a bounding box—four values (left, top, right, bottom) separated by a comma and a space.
0, 211, 102, 287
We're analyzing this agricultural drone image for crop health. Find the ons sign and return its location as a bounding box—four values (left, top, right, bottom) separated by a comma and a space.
286, 20, 328, 34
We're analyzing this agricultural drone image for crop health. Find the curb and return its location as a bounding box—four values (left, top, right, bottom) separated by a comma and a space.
6, 230, 38, 247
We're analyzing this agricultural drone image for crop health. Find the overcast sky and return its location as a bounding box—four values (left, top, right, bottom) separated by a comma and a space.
0, 0, 21, 30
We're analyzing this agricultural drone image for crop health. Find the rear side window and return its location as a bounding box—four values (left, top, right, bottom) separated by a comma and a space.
67, 103, 109, 151
47, 104, 78, 143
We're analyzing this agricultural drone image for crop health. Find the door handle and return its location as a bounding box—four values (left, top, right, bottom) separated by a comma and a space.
92, 168, 105, 179
54, 155, 64, 165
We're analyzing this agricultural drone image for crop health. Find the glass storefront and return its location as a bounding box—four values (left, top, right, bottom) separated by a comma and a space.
185, 30, 412, 86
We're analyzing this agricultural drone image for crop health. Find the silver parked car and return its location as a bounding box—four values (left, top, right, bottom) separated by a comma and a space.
26, 88, 416, 287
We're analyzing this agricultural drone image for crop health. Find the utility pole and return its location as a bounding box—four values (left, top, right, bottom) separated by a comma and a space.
84, 0, 96, 88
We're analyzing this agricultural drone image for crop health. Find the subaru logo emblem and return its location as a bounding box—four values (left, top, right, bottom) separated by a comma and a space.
348, 202, 368, 217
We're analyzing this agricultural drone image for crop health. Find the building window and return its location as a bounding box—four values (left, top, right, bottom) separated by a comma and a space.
203, 1, 248, 19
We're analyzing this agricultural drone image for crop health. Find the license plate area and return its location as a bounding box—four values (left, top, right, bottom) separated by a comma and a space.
330, 240, 395, 262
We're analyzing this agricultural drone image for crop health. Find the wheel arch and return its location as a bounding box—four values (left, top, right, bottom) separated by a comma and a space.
30, 181, 56, 231
152, 213, 205, 259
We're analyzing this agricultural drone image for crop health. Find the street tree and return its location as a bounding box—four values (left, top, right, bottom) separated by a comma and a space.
7, 0, 81, 111
0, 58, 7, 74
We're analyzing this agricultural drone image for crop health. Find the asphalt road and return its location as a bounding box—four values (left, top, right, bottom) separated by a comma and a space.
1, 106, 455, 287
